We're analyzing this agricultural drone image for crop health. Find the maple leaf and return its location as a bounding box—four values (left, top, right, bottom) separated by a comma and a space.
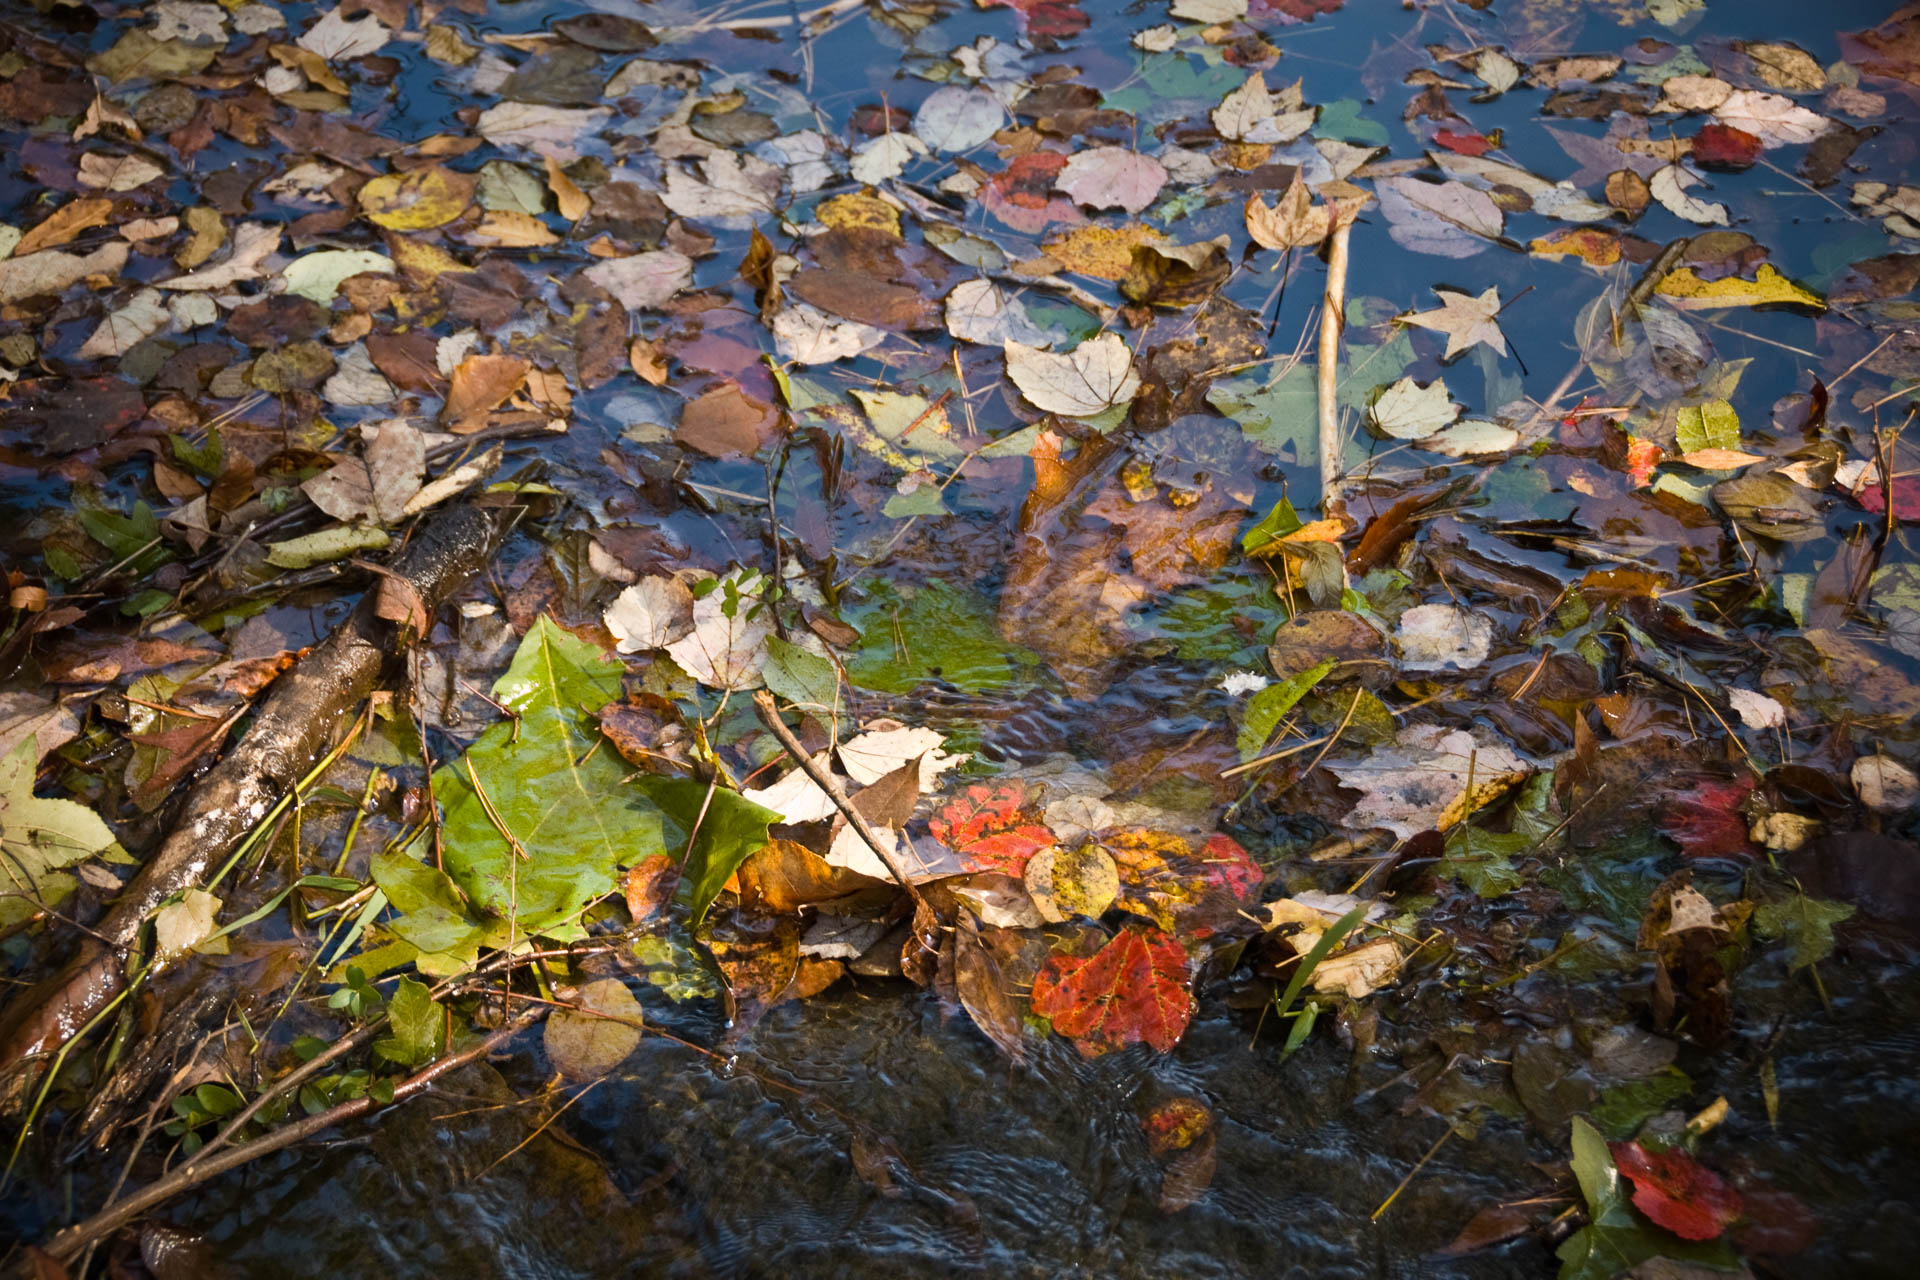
930, 781, 1056, 876
1030, 926, 1195, 1057
1657, 777, 1759, 859
1609, 1141, 1745, 1241
1399, 286, 1507, 361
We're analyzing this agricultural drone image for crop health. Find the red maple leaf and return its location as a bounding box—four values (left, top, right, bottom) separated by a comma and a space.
929, 782, 1056, 876
1031, 926, 1195, 1057
1625, 436, 1664, 488
1657, 777, 1758, 860
1692, 124, 1762, 171
1433, 129, 1492, 157
1201, 833, 1264, 900
1609, 1140, 1745, 1241
980, 152, 1084, 234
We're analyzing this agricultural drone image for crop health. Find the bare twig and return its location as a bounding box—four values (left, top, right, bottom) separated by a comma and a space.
41, 1009, 544, 1263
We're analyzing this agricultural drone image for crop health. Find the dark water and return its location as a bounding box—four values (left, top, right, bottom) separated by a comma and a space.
185, 947, 1920, 1279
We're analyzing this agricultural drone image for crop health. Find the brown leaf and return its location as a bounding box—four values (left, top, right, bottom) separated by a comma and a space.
705, 916, 799, 1036
624, 853, 679, 922
850, 755, 923, 830
15, 198, 114, 256
953, 915, 1027, 1062
441, 353, 530, 428
1157, 1129, 1216, 1213
735, 838, 879, 913
787, 268, 940, 331
675, 382, 777, 458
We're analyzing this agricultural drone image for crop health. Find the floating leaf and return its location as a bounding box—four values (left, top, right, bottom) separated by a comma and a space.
1025, 842, 1120, 922
1674, 399, 1740, 454
0, 740, 122, 928
1655, 264, 1823, 310
432, 617, 660, 934
1031, 926, 1194, 1057
1753, 893, 1855, 970
1399, 286, 1507, 361
931, 782, 1057, 877
1056, 147, 1168, 214
1371, 376, 1460, 438
1609, 1140, 1744, 1241
1004, 334, 1141, 418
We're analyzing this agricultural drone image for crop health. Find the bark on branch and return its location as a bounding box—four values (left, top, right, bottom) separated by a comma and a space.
0, 501, 515, 1105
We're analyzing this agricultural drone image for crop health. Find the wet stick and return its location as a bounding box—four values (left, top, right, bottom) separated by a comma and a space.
1316, 199, 1362, 519
0, 501, 516, 1108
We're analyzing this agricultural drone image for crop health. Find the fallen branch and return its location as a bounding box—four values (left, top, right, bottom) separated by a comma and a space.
37, 1007, 543, 1265
0, 501, 517, 1106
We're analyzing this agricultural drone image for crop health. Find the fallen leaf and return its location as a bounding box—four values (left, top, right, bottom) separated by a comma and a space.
1650, 165, 1729, 226
1655, 264, 1823, 310
1713, 89, 1831, 148
299, 8, 389, 61
302, 421, 424, 525
913, 85, 1005, 153
1399, 286, 1507, 360
358, 165, 476, 230
441, 353, 530, 427
665, 577, 771, 690
1004, 334, 1140, 418
1395, 603, 1492, 671
1056, 147, 1168, 214
583, 250, 694, 309
1328, 725, 1529, 839
0, 242, 132, 305
604, 576, 695, 653
544, 978, 644, 1080
15, 198, 114, 256
1608, 1141, 1743, 1241
1371, 376, 1460, 438
1244, 172, 1328, 250
1024, 842, 1119, 922
1212, 72, 1314, 144
676, 382, 776, 458
931, 782, 1058, 876
1376, 176, 1503, 258
78, 288, 171, 359
1030, 926, 1194, 1056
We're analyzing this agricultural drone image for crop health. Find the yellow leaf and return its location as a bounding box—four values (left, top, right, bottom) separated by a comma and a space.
1039, 223, 1166, 281
818, 189, 901, 237
359, 165, 476, 231
544, 155, 590, 221
457, 210, 559, 248
1655, 263, 1824, 310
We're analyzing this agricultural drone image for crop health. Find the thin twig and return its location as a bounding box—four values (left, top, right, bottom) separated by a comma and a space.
42, 1010, 544, 1262
750, 691, 930, 913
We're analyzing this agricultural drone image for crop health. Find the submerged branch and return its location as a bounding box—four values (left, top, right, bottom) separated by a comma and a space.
0, 501, 517, 1108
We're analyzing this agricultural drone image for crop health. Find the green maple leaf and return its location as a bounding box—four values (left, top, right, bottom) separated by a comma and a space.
1754, 893, 1855, 971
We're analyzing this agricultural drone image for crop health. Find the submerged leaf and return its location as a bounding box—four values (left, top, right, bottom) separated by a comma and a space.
1031, 926, 1194, 1057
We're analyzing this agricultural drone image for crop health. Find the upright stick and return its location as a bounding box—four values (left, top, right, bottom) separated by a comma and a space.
1317, 209, 1358, 519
